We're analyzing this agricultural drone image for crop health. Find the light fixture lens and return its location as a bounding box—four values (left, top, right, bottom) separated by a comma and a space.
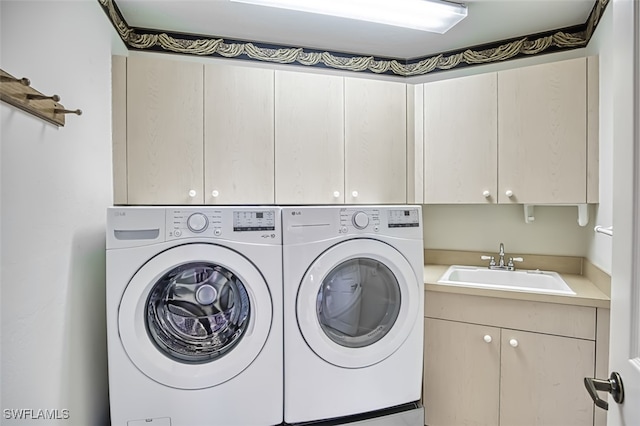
230, 0, 468, 34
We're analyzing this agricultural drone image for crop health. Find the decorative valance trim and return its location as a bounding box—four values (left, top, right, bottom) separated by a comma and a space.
98, 0, 609, 77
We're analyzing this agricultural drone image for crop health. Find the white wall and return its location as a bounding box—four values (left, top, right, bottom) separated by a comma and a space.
423, 205, 592, 257
1, 1, 118, 424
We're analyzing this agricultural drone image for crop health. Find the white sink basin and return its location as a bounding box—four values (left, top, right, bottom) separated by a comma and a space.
437, 265, 576, 295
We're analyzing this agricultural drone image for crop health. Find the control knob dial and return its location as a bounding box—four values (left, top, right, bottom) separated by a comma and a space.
187, 213, 209, 233
352, 211, 369, 229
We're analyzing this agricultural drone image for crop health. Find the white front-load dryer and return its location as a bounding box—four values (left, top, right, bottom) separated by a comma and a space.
282, 206, 424, 424
106, 206, 282, 426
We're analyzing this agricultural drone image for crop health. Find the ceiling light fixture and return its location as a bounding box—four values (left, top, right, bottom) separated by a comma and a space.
229, 0, 468, 34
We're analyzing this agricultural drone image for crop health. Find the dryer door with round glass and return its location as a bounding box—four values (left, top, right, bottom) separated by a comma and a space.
118, 243, 272, 389
296, 239, 420, 368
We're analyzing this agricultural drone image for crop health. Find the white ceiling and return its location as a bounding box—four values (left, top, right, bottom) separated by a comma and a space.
114, 0, 596, 60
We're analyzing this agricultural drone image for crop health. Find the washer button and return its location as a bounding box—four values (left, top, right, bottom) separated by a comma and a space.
187, 213, 209, 233
352, 211, 369, 229
174, 229, 182, 237
214, 228, 222, 236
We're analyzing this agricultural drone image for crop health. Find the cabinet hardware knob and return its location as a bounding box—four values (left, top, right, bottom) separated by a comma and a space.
509, 338, 519, 348
483, 335, 492, 343
505, 190, 514, 198
483, 190, 491, 198
211, 190, 219, 198
351, 190, 359, 198
333, 191, 340, 198
188, 189, 197, 198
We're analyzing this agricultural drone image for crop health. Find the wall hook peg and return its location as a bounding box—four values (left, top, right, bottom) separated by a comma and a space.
54, 108, 82, 116
27, 93, 60, 102
0, 75, 30, 86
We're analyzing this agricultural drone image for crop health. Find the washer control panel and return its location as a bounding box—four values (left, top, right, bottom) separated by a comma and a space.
167, 208, 279, 242
169, 210, 222, 238
233, 210, 276, 232
339, 209, 380, 233
387, 208, 420, 228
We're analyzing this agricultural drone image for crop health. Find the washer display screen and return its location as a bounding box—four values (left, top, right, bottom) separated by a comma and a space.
146, 262, 250, 364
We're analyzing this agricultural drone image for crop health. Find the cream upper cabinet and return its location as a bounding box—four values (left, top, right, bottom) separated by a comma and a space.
345, 78, 407, 204
126, 55, 204, 205
112, 55, 127, 205
498, 57, 587, 204
275, 70, 344, 204
423, 73, 498, 204
204, 64, 274, 204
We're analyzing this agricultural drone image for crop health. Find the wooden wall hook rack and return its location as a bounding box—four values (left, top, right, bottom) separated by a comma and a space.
0, 68, 81, 127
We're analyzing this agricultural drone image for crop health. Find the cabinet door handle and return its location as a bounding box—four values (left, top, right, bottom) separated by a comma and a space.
482, 190, 491, 198
584, 372, 625, 411
509, 338, 519, 348
188, 189, 197, 198
333, 191, 341, 198
211, 190, 219, 198
483, 335, 492, 343
505, 190, 514, 198
351, 190, 359, 198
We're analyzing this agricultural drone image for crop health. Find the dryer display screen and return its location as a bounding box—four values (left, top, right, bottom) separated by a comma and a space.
388, 209, 420, 228
233, 210, 276, 231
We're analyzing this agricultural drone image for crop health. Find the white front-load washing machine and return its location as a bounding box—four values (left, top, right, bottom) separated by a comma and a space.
282, 206, 424, 424
106, 206, 282, 426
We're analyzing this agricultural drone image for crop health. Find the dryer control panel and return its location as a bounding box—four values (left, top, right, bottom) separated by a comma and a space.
338, 207, 420, 233
282, 205, 422, 245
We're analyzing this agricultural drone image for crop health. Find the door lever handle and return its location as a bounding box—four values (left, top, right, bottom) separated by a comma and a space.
584, 372, 625, 410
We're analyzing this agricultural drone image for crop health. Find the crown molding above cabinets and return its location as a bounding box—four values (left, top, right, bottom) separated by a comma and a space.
98, 0, 610, 78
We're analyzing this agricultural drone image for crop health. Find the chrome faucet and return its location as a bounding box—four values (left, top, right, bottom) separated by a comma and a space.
481, 242, 523, 271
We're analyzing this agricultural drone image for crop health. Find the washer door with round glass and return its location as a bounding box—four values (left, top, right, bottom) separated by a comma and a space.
296, 239, 420, 368
119, 243, 272, 390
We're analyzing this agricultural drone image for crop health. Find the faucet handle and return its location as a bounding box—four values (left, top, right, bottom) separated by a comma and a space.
481, 255, 496, 267
507, 257, 524, 268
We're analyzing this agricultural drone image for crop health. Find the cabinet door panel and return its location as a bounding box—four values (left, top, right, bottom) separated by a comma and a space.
424, 318, 500, 426
205, 64, 274, 204
500, 329, 595, 426
345, 78, 406, 204
424, 73, 498, 203
498, 57, 587, 204
127, 56, 204, 204
112, 55, 127, 204
275, 71, 344, 204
